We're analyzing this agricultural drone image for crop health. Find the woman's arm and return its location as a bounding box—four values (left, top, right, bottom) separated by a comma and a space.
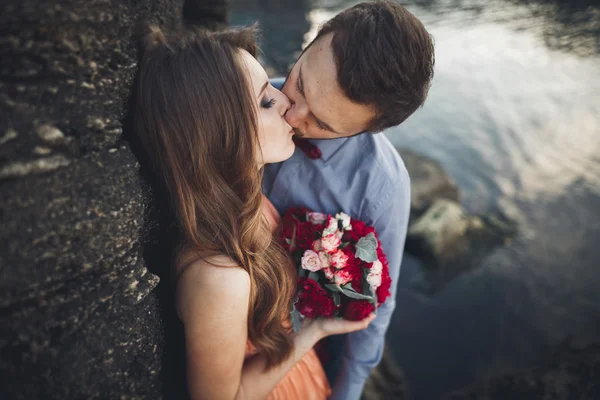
176, 259, 374, 400
176, 260, 251, 399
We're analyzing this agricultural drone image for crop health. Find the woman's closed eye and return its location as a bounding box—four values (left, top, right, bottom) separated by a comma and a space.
261, 97, 276, 109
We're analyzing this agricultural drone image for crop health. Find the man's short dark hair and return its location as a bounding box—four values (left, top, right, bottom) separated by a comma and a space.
312, 0, 435, 132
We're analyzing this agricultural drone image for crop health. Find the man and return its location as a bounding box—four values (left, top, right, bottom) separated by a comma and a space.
264, 1, 435, 399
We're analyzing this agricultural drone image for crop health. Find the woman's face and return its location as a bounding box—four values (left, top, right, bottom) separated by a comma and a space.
238, 50, 295, 166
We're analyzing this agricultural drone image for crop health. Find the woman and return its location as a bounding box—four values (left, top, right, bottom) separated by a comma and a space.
134, 25, 375, 399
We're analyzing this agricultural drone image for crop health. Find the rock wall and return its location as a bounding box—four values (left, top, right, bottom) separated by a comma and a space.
0, 1, 228, 398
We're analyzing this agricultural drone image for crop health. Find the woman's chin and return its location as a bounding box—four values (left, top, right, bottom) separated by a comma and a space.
276, 144, 296, 163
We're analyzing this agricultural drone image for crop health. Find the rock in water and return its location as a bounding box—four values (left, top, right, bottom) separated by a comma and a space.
0, 0, 229, 398
397, 148, 517, 293
397, 149, 460, 219
405, 198, 516, 293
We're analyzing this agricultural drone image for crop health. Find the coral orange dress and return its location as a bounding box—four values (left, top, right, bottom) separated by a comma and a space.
246, 196, 331, 400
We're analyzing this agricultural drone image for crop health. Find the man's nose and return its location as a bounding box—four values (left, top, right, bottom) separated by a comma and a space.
284, 97, 309, 128
279, 91, 291, 115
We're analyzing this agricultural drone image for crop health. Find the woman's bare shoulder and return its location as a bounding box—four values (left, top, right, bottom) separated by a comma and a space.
174, 254, 250, 323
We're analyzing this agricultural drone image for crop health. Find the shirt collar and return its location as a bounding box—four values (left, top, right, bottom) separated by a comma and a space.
308, 137, 350, 162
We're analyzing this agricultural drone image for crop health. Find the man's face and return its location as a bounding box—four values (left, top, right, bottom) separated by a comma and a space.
282, 33, 376, 139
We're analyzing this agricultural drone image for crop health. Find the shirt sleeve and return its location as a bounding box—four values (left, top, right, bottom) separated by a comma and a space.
330, 165, 411, 400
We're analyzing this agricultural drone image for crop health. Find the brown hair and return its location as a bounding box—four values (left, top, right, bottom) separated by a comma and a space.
134, 25, 296, 368
311, 0, 435, 132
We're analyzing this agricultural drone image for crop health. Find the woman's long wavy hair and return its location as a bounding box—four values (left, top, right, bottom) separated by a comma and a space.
134, 25, 296, 368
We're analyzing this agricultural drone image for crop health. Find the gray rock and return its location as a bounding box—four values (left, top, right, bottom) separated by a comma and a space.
397, 149, 459, 219
397, 150, 517, 294
0, 0, 230, 398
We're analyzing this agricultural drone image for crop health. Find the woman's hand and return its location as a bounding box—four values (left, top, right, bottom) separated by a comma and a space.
302, 313, 376, 340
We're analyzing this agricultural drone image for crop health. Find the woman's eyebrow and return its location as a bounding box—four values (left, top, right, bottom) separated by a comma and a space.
257, 81, 268, 99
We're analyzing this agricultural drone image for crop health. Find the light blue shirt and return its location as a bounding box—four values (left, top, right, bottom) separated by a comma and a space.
265, 77, 411, 400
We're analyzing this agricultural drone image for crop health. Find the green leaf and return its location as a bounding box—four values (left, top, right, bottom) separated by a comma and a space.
355, 233, 378, 262
308, 271, 320, 283
360, 274, 378, 309
343, 282, 358, 292
363, 282, 376, 305
325, 283, 343, 293
332, 291, 341, 307
297, 265, 308, 278
338, 242, 350, 250
325, 283, 374, 302
290, 305, 303, 333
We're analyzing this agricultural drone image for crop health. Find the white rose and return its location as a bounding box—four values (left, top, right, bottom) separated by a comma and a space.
370, 260, 383, 275
334, 269, 353, 286
320, 234, 341, 253
335, 212, 352, 230
367, 271, 382, 290
322, 217, 339, 236
330, 250, 349, 269
318, 251, 331, 269
301, 250, 323, 272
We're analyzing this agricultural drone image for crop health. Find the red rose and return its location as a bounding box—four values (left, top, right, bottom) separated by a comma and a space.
341, 246, 359, 266
344, 262, 364, 292
347, 220, 376, 242
296, 221, 323, 250
376, 245, 388, 265
280, 218, 297, 252
342, 300, 375, 321
296, 277, 338, 318
376, 258, 392, 305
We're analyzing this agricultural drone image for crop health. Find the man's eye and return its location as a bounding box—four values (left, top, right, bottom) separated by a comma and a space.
315, 120, 327, 131
261, 98, 276, 109
295, 77, 302, 95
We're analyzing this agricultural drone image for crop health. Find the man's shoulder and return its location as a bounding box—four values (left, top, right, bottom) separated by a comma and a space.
347, 133, 409, 186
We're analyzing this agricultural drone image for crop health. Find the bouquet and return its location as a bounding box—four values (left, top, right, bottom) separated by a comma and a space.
280, 208, 392, 331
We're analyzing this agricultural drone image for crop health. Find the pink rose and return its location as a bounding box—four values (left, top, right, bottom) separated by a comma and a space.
301, 250, 323, 272
307, 212, 327, 225
312, 240, 322, 252
330, 250, 349, 269
334, 269, 353, 286
318, 251, 331, 269
320, 234, 341, 253
323, 267, 335, 281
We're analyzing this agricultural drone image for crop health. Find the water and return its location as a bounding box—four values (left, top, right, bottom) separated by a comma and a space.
231, 1, 600, 398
